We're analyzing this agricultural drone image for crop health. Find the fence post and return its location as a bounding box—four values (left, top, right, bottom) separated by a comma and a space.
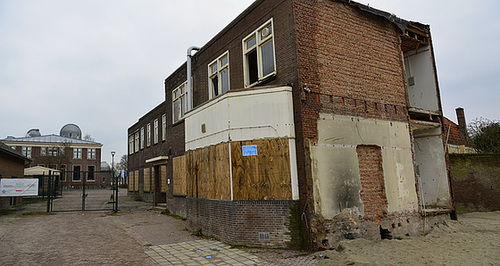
46, 171, 51, 213
82, 171, 86, 212
114, 171, 118, 212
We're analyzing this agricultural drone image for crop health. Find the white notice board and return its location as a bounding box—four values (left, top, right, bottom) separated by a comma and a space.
0, 178, 39, 197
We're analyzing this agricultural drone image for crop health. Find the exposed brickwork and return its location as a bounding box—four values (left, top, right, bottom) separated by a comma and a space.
356, 145, 388, 220
186, 198, 301, 249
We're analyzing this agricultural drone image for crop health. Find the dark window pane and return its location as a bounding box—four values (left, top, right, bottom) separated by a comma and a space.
212, 76, 219, 96
247, 50, 258, 85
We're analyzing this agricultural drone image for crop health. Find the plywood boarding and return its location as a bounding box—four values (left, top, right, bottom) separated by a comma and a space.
128, 171, 134, 192
173, 156, 187, 195
160, 165, 167, 192
143, 168, 151, 192
186, 143, 231, 200
134, 170, 139, 192
231, 139, 292, 200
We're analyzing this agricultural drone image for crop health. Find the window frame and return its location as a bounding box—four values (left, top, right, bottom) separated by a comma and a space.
172, 82, 187, 123
140, 127, 145, 149
22, 146, 32, 158
208, 51, 230, 99
128, 135, 134, 154
134, 131, 140, 152
73, 148, 82, 159
87, 165, 95, 181
242, 18, 276, 87
154, 118, 159, 144
87, 148, 96, 159
162, 114, 167, 141
147, 123, 151, 147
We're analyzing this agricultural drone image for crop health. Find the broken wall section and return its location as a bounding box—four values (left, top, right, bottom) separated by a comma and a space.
310, 114, 421, 246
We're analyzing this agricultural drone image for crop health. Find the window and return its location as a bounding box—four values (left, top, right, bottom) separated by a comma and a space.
172, 82, 187, 123
162, 114, 167, 141
22, 146, 31, 158
147, 123, 151, 146
134, 132, 139, 152
208, 52, 230, 98
73, 165, 81, 181
48, 147, 58, 156
140, 127, 145, 149
128, 135, 134, 154
87, 166, 95, 181
154, 118, 159, 144
41, 147, 46, 156
73, 148, 82, 159
87, 148, 96, 159
243, 18, 276, 87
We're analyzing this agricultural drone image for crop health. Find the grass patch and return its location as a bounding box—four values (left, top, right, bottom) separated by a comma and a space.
160, 209, 186, 220
455, 205, 476, 214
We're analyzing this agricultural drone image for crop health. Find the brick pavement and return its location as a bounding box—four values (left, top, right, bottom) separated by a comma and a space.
0, 189, 317, 265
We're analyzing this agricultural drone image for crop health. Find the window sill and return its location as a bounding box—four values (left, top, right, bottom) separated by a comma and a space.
246, 72, 277, 88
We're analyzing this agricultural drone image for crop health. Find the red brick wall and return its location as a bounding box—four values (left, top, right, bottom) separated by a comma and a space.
356, 145, 388, 220
294, 0, 408, 142
0, 154, 25, 177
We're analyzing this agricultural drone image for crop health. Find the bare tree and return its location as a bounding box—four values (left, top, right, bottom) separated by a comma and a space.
83, 134, 95, 142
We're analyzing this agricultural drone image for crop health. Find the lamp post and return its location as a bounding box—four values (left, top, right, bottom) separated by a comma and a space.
111, 151, 116, 184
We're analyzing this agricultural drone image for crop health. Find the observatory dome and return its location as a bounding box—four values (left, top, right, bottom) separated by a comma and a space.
60, 124, 82, 139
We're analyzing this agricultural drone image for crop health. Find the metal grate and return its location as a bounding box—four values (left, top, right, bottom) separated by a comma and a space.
259, 232, 270, 241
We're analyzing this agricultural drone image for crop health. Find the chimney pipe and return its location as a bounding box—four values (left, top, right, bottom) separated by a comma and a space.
456, 107, 467, 138
187, 46, 200, 112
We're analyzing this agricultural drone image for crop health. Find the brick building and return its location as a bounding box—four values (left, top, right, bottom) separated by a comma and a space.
128, 0, 454, 249
1, 124, 104, 188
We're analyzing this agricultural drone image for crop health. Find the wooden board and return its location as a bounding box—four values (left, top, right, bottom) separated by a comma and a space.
143, 168, 150, 192
173, 156, 187, 195
186, 143, 231, 200
160, 165, 167, 192
231, 139, 292, 200
134, 170, 139, 192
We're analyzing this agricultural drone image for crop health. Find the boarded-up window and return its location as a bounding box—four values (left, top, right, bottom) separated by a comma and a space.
144, 168, 151, 192
173, 156, 187, 195
128, 171, 134, 192
160, 165, 167, 193
356, 145, 387, 220
134, 170, 139, 192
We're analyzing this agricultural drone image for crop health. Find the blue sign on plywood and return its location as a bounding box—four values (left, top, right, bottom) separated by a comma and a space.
242, 145, 258, 156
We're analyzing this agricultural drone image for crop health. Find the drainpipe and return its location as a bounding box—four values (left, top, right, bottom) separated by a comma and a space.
187, 46, 200, 111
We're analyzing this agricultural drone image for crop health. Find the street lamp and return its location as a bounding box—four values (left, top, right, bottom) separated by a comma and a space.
111, 151, 116, 181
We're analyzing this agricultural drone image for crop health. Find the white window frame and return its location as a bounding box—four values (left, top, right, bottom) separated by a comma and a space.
73, 148, 82, 159
147, 123, 151, 147
172, 82, 187, 123
162, 114, 167, 141
22, 146, 32, 158
87, 148, 96, 159
129, 135, 134, 154
140, 127, 145, 149
48, 147, 58, 157
242, 18, 276, 87
134, 132, 140, 152
208, 51, 230, 99
154, 118, 159, 144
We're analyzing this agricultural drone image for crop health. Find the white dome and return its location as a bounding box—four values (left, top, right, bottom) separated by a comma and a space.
26, 129, 41, 137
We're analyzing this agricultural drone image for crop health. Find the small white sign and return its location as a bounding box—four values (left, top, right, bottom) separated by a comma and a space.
0, 178, 39, 197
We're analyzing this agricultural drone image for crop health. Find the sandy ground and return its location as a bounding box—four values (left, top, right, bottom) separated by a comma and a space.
311, 211, 500, 265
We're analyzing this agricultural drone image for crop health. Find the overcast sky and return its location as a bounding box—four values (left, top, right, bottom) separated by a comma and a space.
1, 0, 499, 164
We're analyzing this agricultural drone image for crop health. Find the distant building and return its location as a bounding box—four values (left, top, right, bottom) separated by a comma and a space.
443, 108, 475, 154
128, 0, 454, 249
0, 124, 104, 188
0, 141, 31, 209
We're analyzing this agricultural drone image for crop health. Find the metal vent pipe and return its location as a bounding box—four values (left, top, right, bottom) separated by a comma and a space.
187, 46, 200, 111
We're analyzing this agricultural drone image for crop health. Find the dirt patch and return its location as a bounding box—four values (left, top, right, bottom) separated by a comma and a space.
313, 212, 500, 265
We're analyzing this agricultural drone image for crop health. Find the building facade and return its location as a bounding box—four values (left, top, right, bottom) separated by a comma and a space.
128, 0, 454, 249
1, 124, 104, 188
